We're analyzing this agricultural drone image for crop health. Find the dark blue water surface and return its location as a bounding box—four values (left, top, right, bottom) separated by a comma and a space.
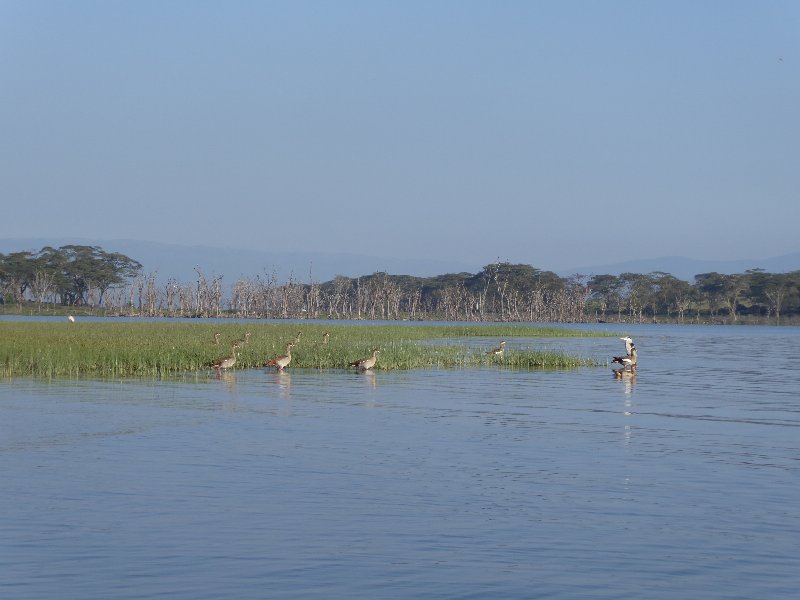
1, 324, 798, 599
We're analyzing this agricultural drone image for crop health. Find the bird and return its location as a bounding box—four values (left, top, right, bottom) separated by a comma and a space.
349, 349, 380, 371
67, 315, 75, 323
322, 332, 330, 345
210, 342, 240, 370
620, 336, 634, 355
265, 342, 295, 371
212, 332, 221, 345
234, 331, 251, 345
611, 338, 637, 370
294, 331, 303, 344
486, 341, 506, 357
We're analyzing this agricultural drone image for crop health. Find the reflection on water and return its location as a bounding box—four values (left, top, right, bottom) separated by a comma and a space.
267, 369, 293, 400
614, 367, 636, 411
1, 325, 799, 599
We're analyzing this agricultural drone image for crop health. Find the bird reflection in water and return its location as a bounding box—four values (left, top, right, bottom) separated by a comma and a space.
613, 368, 636, 445
213, 369, 237, 387
613, 367, 636, 397
357, 369, 378, 408
360, 368, 377, 391
215, 371, 240, 411
269, 370, 292, 401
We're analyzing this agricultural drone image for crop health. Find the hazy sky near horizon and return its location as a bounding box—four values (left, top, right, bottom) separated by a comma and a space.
1, 1, 798, 272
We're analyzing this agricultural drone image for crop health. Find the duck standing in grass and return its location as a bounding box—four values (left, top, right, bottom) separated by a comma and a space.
349, 349, 380, 371
486, 341, 506, 357
322, 332, 330, 345
212, 332, 221, 345
210, 342, 240, 371
265, 342, 295, 371
234, 331, 252, 346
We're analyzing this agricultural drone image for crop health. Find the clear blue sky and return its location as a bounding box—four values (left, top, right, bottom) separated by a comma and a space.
1, 1, 798, 272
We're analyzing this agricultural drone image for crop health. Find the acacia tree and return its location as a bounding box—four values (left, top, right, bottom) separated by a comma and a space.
760, 272, 798, 324
56, 245, 142, 306
720, 274, 748, 321
694, 273, 725, 318
0, 251, 35, 305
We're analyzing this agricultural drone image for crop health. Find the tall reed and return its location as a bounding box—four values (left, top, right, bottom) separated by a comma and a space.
0, 322, 605, 378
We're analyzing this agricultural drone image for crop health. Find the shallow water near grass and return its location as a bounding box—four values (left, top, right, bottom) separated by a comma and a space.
1, 324, 799, 599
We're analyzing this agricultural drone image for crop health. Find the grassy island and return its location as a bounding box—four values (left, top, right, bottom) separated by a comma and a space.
0, 322, 608, 378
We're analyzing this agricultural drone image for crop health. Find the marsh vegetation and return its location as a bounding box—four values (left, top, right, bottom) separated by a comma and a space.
0, 322, 604, 378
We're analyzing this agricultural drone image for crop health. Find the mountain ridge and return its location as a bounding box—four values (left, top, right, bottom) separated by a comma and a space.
560, 253, 800, 281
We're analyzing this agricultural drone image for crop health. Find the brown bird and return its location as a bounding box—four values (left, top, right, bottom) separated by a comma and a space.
322, 331, 330, 345
294, 331, 303, 344
210, 342, 240, 370
612, 345, 638, 371
234, 331, 252, 345
212, 332, 221, 345
349, 349, 380, 371
486, 341, 506, 357
265, 342, 295, 371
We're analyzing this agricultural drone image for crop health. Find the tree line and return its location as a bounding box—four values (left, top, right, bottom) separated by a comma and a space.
0, 245, 142, 307
2, 246, 799, 323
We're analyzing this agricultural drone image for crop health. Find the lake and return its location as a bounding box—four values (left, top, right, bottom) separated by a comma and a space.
1, 323, 799, 599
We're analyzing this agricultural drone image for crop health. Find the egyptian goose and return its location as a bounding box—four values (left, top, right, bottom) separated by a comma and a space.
210, 342, 240, 370
265, 342, 295, 371
612, 345, 637, 370
234, 331, 252, 346
486, 341, 506, 357
349, 349, 380, 371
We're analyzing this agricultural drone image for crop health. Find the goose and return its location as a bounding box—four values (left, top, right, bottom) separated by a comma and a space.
486, 341, 506, 357
212, 332, 221, 345
322, 332, 330, 345
210, 342, 240, 370
294, 331, 303, 344
234, 331, 252, 345
265, 342, 295, 371
349, 349, 380, 371
612, 345, 637, 370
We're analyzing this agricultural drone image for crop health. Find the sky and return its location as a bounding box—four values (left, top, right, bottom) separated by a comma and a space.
1, 1, 798, 272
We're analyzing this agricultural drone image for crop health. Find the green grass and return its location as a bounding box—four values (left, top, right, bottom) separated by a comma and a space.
0, 322, 606, 378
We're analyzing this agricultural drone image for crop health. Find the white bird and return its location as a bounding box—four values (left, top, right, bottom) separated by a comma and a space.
67, 315, 75, 323
620, 336, 634, 355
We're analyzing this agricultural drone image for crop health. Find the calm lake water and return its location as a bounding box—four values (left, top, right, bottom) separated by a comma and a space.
1, 324, 799, 599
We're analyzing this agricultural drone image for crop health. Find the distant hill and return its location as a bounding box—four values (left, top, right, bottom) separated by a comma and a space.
0, 238, 478, 283
561, 253, 800, 281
